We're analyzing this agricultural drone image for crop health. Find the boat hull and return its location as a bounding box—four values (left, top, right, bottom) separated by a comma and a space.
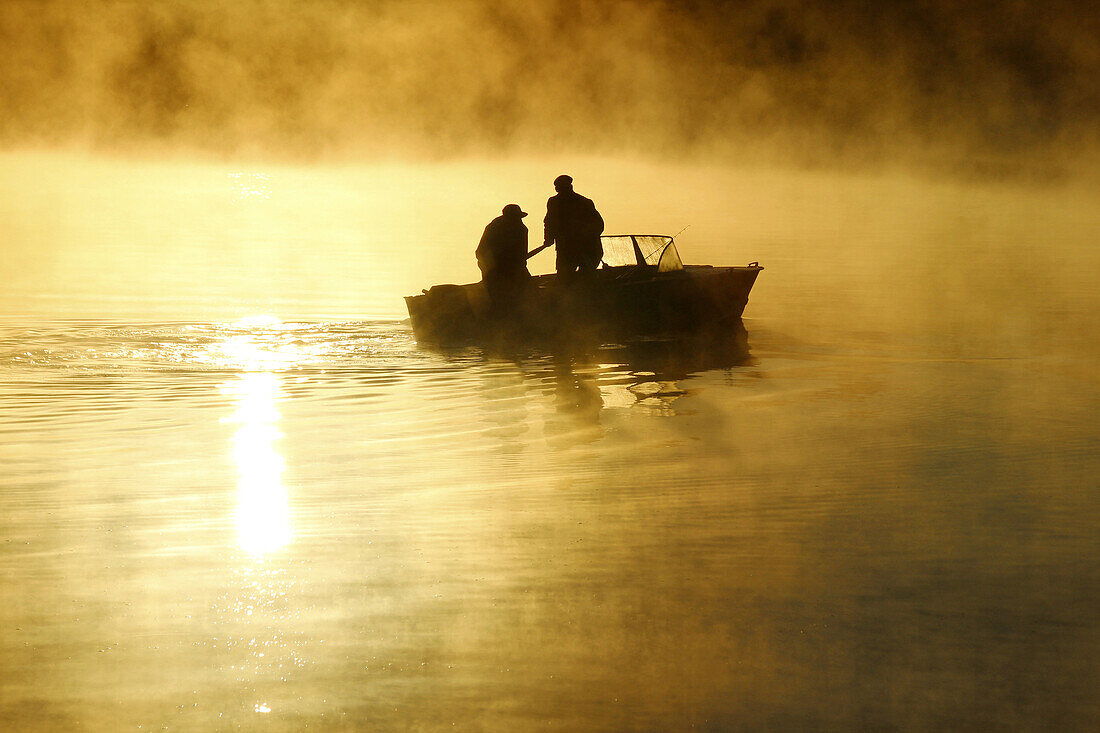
405, 264, 762, 345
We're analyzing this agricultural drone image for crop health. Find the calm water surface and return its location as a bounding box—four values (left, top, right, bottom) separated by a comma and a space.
1, 313, 1096, 731
1, 159, 1099, 730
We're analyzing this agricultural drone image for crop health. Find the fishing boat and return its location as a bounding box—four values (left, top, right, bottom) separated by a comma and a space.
404, 235, 762, 345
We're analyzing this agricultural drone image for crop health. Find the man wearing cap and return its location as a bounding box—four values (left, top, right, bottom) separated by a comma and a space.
543, 175, 604, 282
476, 203, 532, 311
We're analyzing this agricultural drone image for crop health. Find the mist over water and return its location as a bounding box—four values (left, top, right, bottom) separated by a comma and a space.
2, 147, 1098, 729
3, 0, 1098, 176
2, 1, 1099, 730
3, 151, 1098, 359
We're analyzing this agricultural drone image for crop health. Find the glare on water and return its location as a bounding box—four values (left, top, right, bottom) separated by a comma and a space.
215, 319, 310, 557
223, 371, 290, 557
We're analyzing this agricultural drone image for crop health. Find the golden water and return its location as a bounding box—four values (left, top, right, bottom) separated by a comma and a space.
1, 153, 1097, 729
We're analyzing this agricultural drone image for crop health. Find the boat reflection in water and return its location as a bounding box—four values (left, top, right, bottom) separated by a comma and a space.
446, 320, 755, 449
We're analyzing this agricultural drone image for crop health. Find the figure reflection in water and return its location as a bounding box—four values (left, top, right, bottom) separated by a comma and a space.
476, 203, 533, 316
544, 356, 604, 446
544, 175, 604, 283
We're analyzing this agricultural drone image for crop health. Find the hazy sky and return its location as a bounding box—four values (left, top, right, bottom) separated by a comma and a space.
2, 0, 1097, 177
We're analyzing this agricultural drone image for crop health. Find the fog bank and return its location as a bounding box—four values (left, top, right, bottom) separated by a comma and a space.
2, 0, 1098, 177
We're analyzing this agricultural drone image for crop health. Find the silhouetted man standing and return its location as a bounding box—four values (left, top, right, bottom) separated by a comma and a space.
476, 203, 531, 312
543, 175, 604, 281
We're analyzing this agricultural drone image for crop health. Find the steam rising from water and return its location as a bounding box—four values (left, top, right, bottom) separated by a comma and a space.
2, 0, 1097, 177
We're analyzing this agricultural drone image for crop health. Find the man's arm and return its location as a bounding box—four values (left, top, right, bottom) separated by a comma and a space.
526, 242, 553, 260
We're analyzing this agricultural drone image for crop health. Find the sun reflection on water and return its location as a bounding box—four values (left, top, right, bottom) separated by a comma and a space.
224, 371, 290, 555
212, 321, 310, 715
217, 319, 297, 556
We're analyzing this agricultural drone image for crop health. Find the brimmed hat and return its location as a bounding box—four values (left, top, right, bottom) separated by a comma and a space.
553, 174, 573, 187
502, 203, 527, 217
